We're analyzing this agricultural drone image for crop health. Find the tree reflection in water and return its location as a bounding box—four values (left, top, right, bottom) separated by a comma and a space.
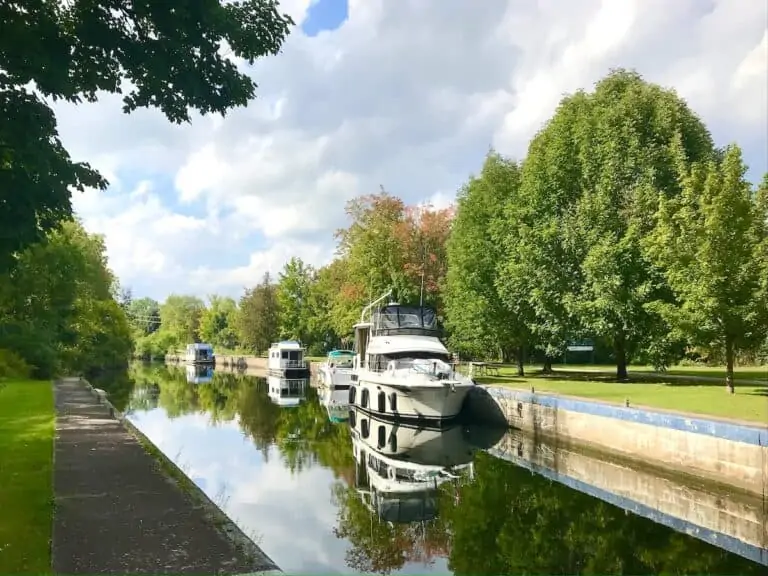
123, 363, 764, 576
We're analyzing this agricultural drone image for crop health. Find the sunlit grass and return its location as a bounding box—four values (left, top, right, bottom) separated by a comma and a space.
474, 369, 768, 424
0, 380, 54, 574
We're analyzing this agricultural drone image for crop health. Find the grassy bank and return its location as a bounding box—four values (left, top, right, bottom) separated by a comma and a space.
0, 380, 54, 573
475, 369, 767, 424
548, 363, 767, 383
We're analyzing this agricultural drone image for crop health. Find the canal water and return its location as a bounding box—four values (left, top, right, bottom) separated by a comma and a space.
119, 363, 766, 575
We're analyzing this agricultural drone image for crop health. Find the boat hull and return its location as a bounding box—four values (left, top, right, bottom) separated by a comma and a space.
349, 377, 473, 423
267, 366, 310, 378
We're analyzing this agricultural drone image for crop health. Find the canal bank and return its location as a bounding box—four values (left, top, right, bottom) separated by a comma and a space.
488, 428, 767, 566
466, 386, 768, 497
52, 377, 280, 575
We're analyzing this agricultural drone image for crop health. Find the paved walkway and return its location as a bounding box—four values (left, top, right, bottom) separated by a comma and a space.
53, 378, 279, 575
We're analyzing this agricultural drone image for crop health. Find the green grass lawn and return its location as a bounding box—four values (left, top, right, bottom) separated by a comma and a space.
474, 370, 768, 424
0, 380, 54, 574
547, 363, 768, 383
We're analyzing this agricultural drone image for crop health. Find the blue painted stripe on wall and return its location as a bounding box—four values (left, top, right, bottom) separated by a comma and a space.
485, 387, 767, 447
488, 448, 768, 567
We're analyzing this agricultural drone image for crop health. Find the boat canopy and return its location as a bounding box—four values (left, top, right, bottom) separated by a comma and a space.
329, 349, 355, 358
271, 340, 304, 350
372, 305, 439, 336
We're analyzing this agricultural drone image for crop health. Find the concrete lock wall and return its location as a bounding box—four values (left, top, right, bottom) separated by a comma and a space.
488, 429, 768, 566
465, 386, 768, 497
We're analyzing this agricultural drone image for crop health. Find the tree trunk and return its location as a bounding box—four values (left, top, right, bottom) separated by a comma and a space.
725, 336, 735, 394
501, 346, 514, 364
542, 359, 553, 374
615, 332, 628, 381
516, 345, 525, 377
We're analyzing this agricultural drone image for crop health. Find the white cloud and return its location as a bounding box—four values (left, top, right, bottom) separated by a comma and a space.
53, 0, 767, 301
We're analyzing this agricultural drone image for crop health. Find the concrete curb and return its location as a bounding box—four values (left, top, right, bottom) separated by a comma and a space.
76, 377, 281, 575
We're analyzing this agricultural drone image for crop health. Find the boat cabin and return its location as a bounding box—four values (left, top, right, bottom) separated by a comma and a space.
354, 304, 449, 372
184, 342, 215, 364
267, 340, 308, 375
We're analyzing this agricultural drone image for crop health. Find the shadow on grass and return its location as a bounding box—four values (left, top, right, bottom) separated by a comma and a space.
746, 388, 768, 397
531, 369, 768, 389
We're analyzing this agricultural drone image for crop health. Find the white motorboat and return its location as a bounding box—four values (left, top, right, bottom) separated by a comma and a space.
348, 290, 475, 423
349, 406, 475, 524
317, 349, 355, 391
266, 375, 308, 407
267, 340, 310, 378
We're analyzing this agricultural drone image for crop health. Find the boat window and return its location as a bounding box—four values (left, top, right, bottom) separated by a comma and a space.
377, 425, 386, 449
281, 350, 289, 359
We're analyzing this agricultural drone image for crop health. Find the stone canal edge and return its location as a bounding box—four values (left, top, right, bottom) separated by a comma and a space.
52, 377, 281, 575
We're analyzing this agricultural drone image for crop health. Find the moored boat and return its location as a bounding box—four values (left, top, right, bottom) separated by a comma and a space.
267, 340, 310, 378
348, 290, 475, 424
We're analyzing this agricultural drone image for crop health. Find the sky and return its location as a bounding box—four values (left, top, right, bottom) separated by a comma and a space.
52, 0, 768, 302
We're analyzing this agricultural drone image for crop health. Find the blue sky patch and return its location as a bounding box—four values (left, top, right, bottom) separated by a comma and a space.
301, 0, 348, 37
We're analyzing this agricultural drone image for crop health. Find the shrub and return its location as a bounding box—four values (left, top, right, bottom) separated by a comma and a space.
0, 348, 32, 379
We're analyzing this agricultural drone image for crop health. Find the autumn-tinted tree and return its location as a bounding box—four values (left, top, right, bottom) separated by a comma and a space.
644, 145, 768, 392
0, 0, 294, 271
238, 272, 280, 354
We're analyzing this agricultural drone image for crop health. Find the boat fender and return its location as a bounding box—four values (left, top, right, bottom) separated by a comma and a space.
388, 466, 396, 481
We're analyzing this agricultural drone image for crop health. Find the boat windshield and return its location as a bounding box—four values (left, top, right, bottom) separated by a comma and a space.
328, 350, 355, 368
372, 305, 439, 336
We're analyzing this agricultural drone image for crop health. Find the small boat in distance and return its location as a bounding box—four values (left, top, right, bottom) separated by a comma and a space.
317, 349, 355, 391
184, 343, 215, 365
185, 364, 214, 384
348, 290, 475, 424
267, 340, 310, 378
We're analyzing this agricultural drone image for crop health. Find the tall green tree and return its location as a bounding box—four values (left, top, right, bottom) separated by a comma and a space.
159, 294, 205, 347
199, 295, 239, 349
237, 272, 280, 354
0, 219, 131, 376
644, 146, 768, 392
445, 151, 529, 370
276, 257, 313, 343
502, 69, 714, 378
0, 0, 294, 271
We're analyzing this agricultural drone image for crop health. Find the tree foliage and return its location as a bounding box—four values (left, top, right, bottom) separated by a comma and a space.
0, 0, 294, 270
644, 145, 768, 391
276, 257, 314, 344
0, 219, 131, 377
444, 152, 528, 367
237, 272, 280, 354
498, 69, 716, 378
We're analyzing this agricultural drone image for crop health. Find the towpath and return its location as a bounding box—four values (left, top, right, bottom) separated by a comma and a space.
52, 377, 279, 575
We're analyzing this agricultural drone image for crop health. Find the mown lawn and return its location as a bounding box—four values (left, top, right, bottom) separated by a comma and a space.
548, 363, 768, 383
474, 370, 768, 424
0, 380, 54, 574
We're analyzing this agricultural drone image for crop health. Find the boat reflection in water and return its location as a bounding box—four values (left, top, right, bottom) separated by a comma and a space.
319, 386, 350, 423
348, 405, 503, 524
185, 363, 214, 384
266, 375, 308, 407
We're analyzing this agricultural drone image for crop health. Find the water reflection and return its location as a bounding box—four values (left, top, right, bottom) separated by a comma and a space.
267, 375, 309, 407
319, 386, 350, 423
121, 363, 765, 575
186, 363, 213, 384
